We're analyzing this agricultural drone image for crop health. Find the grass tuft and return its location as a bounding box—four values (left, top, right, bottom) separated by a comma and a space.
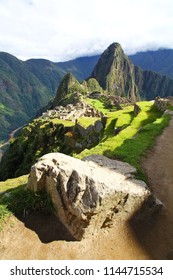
0, 175, 54, 230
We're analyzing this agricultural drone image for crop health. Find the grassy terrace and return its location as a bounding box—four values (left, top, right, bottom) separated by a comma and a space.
0, 175, 28, 193
76, 101, 170, 180
50, 118, 75, 127
0, 175, 28, 229
0, 175, 53, 230
85, 98, 110, 114
78, 117, 99, 128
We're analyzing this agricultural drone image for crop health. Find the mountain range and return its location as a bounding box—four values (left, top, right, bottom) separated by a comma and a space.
53, 43, 173, 107
1, 44, 173, 141
129, 49, 173, 79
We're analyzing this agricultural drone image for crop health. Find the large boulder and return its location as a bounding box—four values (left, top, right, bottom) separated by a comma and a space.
27, 153, 161, 240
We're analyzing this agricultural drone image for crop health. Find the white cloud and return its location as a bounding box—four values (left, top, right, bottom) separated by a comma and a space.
0, 0, 173, 61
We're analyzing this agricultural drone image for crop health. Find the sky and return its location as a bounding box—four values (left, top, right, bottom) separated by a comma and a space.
0, 0, 173, 62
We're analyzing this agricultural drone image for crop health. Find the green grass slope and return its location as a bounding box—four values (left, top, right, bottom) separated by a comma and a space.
76, 101, 170, 180
0, 175, 53, 230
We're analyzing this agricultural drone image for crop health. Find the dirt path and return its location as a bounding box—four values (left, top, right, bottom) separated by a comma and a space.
0, 118, 173, 260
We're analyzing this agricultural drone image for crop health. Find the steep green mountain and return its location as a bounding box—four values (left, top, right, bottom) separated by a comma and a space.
52, 73, 84, 106
2, 40, 173, 180
130, 49, 173, 79
0, 52, 58, 141
91, 43, 139, 101
52, 73, 103, 107
25, 59, 65, 96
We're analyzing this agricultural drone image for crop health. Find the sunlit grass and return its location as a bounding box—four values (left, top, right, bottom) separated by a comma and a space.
0, 175, 28, 193
0, 175, 54, 230
0, 175, 28, 230
76, 102, 170, 180
85, 98, 110, 114
49, 118, 75, 127
78, 117, 99, 128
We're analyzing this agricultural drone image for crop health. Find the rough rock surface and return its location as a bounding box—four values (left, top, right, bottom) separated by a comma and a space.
154, 96, 173, 112
134, 103, 141, 116
27, 153, 161, 240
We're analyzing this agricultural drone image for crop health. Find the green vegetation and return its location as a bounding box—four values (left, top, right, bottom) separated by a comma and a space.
0, 118, 76, 180
0, 175, 28, 230
78, 117, 99, 128
0, 175, 54, 230
0, 175, 28, 193
0, 53, 63, 141
0, 205, 11, 231
85, 98, 110, 114
130, 49, 173, 80
2, 44, 173, 142
113, 114, 170, 180
76, 102, 170, 180
50, 118, 75, 127
0, 100, 171, 230
1, 100, 171, 183
84, 77, 103, 92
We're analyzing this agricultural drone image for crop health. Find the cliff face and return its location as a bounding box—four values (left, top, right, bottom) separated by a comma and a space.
130, 49, 173, 79
134, 66, 173, 100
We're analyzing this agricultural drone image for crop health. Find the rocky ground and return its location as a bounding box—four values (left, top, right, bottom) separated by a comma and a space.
0, 118, 173, 260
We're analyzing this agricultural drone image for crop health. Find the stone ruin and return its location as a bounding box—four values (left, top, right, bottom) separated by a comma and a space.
134, 103, 141, 116
154, 96, 173, 112
41, 101, 103, 121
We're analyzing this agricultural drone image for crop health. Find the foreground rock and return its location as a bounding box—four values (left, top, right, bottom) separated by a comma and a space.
27, 153, 161, 240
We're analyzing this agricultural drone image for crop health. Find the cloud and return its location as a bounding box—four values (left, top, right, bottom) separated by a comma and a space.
0, 0, 173, 61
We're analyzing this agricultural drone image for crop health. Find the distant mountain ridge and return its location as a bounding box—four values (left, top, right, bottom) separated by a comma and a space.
129, 49, 173, 79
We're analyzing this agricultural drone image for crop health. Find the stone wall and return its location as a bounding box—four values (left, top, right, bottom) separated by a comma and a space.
154, 96, 173, 112
41, 101, 103, 121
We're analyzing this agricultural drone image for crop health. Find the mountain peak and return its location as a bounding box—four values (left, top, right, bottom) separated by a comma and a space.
52, 72, 83, 106
105, 42, 123, 53
91, 42, 138, 101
